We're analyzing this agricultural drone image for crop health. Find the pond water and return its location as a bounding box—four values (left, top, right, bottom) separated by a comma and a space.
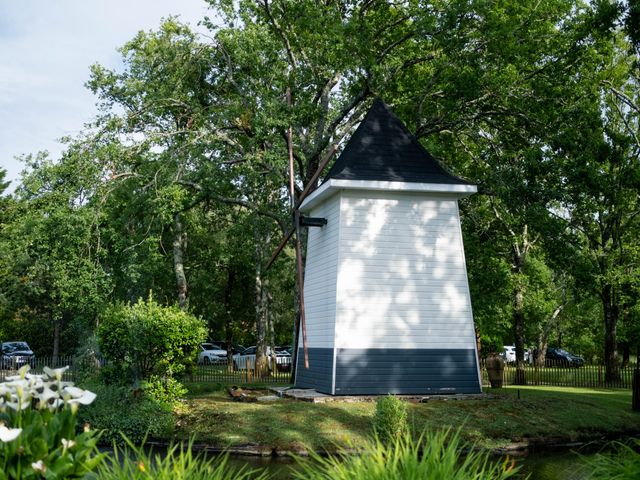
222, 449, 594, 479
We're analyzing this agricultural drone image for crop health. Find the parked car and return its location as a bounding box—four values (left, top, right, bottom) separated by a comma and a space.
233, 346, 292, 371
1, 341, 35, 370
545, 348, 584, 367
210, 341, 246, 355
197, 342, 227, 365
501, 346, 529, 364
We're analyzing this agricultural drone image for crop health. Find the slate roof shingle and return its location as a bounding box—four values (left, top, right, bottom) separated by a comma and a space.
324, 98, 472, 185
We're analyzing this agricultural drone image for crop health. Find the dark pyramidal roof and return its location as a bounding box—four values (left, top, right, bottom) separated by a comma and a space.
324, 98, 471, 185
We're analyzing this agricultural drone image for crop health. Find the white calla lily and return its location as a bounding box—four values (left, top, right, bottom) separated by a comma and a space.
36, 387, 59, 410
43, 366, 69, 382
61, 438, 76, 450
0, 424, 22, 442
75, 389, 97, 405
17, 364, 30, 378
31, 460, 46, 474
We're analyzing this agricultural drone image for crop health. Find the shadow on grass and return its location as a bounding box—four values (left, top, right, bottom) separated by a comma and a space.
176, 385, 640, 452
411, 386, 639, 448
177, 389, 375, 451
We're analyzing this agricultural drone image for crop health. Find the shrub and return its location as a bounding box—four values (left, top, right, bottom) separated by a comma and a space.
583, 439, 640, 479
143, 375, 187, 407
372, 395, 408, 442
0, 365, 104, 479
292, 428, 520, 480
96, 437, 269, 480
77, 383, 174, 446
74, 334, 103, 384
97, 295, 207, 384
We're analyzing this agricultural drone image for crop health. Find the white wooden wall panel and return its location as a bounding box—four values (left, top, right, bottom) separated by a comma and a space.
302, 193, 341, 349
335, 190, 475, 350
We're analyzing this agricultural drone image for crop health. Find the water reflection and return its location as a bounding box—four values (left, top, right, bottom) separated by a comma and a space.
223, 451, 593, 480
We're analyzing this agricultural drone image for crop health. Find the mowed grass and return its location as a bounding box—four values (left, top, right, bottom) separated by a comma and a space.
174, 385, 640, 451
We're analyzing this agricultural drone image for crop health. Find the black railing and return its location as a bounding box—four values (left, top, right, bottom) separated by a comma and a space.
4, 356, 633, 389
186, 357, 293, 385
481, 360, 636, 389
0, 355, 77, 382
0, 355, 292, 386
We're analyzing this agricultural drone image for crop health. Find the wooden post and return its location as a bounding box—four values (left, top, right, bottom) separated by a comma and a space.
633, 348, 640, 411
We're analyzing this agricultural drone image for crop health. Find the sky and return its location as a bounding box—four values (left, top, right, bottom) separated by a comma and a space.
0, 0, 212, 191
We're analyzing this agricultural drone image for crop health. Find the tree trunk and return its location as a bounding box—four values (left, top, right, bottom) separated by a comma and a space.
512, 260, 527, 385
254, 227, 270, 377
536, 301, 566, 367
513, 284, 527, 384
622, 342, 630, 368
602, 283, 620, 382
52, 314, 60, 361
173, 212, 188, 309
224, 268, 235, 368
268, 290, 277, 371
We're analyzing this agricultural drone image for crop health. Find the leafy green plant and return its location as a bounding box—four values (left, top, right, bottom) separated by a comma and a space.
74, 334, 103, 384
0, 365, 104, 479
97, 294, 207, 384
583, 439, 640, 479
143, 375, 187, 407
77, 383, 174, 446
292, 428, 520, 480
372, 395, 408, 443
96, 436, 270, 479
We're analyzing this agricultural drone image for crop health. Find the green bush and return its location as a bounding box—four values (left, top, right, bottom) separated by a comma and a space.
77, 383, 174, 446
143, 375, 187, 407
0, 365, 104, 479
372, 395, 408, 443
292, 428, 520, 480
74, 334, 103, 384
97, 295, 207, 384
583, 439, 640, 479
96, 437, 269, 480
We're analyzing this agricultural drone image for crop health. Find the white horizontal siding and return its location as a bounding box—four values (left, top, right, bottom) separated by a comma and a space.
335, 190, 476, 350
301, 193, 340, 349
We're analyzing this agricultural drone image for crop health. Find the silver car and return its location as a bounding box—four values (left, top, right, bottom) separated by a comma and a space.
233, 346, 291, 371
197, 343, 227, 365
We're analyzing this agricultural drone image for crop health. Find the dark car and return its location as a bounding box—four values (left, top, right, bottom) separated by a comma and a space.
211, 341, 246, 355
1, 341, 35, 370
545, 347, 584, 367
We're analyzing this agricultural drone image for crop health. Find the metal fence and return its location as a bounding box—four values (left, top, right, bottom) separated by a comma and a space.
0, 355, 77, 382
480, 360, 636, 389
0, 355, 292, 386
3, 356, 636, 390
186, 358, 293, 385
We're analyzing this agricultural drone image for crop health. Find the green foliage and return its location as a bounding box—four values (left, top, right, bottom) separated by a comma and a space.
97, 295, 207, 384
292, 428, 520, 480
583, 439, 640, 479
142, 375, 187, 407
0, 366, 104, 479
74, 334, 103, 384
372, 395, 408, 443
96, 437, 268, 480
77, 383, 174, 446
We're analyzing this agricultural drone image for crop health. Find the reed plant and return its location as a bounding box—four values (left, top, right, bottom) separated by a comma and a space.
95, 437, 270, 480
291, 427, 521, 480
582, 438, 640, 479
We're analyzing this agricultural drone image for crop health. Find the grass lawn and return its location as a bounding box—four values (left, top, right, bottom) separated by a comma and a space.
173, 385, 640, 452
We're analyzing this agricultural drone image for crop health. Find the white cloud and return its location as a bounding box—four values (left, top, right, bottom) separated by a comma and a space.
0, 0, 213, 191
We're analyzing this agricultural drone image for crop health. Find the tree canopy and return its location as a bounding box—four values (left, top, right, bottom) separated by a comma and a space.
0, 0, 638, 384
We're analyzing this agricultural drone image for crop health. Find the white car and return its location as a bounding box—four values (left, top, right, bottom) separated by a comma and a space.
233, 346, 292, 371
198, 343, 227, 365
502, 346, 529, 364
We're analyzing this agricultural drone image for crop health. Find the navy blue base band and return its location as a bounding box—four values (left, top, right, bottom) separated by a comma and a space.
295, 348, 481, 395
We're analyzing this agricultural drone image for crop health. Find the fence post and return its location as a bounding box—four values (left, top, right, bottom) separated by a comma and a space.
633, 366, 640, 411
